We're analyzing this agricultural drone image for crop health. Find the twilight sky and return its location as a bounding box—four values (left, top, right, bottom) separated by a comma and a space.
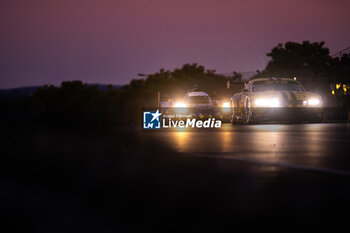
1, 0, 350, 88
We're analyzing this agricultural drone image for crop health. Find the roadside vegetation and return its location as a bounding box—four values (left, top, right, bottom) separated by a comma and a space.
1, 41, 349, 127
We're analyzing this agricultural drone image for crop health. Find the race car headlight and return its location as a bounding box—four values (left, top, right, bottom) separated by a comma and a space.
174, 102, 186, 108
307, 98, 321, 106
173, 102, 187, 113
222, 102, 230, 108
254, 98, 280, 107
222, 102, 230, 112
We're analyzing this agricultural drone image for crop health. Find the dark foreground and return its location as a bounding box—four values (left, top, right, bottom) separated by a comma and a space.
1, 123, 350, 232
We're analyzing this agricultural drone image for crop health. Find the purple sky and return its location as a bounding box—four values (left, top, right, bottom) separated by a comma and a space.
1, 0, 350, 88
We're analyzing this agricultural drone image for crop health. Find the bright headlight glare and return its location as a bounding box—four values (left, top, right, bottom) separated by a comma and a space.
222, 102, 230, 112
222, 102, 230, 108
308, 98, 321, 106
174, 102, 186, 108
254, 98, 280, 107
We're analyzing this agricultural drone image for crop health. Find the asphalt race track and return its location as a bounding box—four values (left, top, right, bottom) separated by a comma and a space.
142, 123, 350, 175
2, 122, 350, 232
138, 123, 350, 231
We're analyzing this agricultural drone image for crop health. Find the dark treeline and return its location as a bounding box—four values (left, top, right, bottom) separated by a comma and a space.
1, 41, 350, 127
1, 64, 239, 127
253, 41, 350, 93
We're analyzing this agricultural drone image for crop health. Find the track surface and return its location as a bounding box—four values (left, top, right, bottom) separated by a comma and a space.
142, 123, 350, 175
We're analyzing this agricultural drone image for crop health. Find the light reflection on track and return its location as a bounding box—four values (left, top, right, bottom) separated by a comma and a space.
142, 123, 350, 172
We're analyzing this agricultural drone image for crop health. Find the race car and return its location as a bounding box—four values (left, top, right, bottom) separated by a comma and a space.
231, 78, 323, 124
172, 91, 216, 118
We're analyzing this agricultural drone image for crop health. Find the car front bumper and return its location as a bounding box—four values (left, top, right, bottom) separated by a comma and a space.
252, 107, 323, 122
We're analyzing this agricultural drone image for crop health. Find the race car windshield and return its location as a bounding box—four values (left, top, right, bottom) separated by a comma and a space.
188, 96, 211, 104
252, 81, 304, 92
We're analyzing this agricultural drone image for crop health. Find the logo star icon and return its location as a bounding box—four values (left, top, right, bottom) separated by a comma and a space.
151, 109, 162, 122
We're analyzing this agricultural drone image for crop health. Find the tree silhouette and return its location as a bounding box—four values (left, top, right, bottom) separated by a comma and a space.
331, 53, 350, 83
255, 41, 333, 91
232, 71, 242, 83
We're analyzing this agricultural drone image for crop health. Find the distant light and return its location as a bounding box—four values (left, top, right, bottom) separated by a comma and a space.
222, 102, 230, 108
332, 90, 335, 95
173, 102, 187, 113
222, 102, 230, 112
336, 83, 341, 89
293, 77, 297, 80
174, 102, 186, 108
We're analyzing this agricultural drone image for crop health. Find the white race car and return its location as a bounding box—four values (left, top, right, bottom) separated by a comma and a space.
172, 91, 216, 118
231, 78, 323, 124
